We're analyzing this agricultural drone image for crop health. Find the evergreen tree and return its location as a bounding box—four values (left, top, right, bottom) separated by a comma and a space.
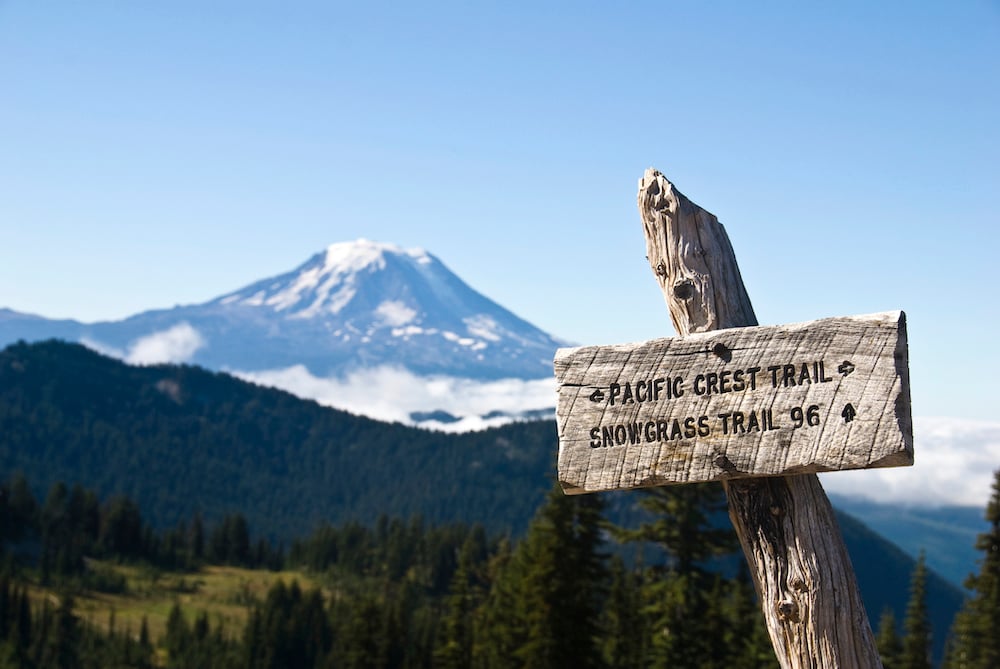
614, 483, 737, 668
138, 616, 152, 661
602, 556, 646, 669
190, 512, 205, 561
478, 484, 608, 669
721, 569, 777, 669
0, 474, 37, 548
615, 483, 735, 574
40, 594, 81, 669
99, 496, 145, 559
944, 469, 1000, 669
339, 593, 385, 669
244, 580, 332, 669
876, 606, 902, 669
472, 536, 516, 669
435, 535, 478, 669
900, 552, 932, 669
164, 602, 190, 667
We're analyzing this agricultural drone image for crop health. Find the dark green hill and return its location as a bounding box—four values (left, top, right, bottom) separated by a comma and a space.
0, 340, 965, 662
0, 339, 554, 538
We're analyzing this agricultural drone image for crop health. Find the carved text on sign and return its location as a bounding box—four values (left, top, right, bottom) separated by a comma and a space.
554, 311, 912, 494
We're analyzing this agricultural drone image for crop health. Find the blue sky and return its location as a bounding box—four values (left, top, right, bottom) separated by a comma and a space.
1, 1, 998, 424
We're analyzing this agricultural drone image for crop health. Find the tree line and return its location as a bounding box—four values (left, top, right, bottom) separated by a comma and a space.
1, 470, 999, 668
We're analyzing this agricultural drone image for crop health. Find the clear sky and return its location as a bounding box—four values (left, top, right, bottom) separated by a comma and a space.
1, 1, 998, 423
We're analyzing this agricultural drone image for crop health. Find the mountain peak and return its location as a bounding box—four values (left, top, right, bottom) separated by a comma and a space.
215, 238, 434, 318
0, 240, 565, 427
322, 239, 431, 273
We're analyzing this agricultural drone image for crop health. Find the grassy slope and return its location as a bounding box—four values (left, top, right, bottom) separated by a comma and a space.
26, 564, 329, 644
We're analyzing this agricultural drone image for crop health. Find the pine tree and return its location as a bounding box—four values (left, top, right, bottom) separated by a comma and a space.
435, 536, 478, 669
900, 552, 932, 669
138, 616, 153, 664
944, 468, 1000, 669
477, 485, 608, 669
876, 606, 902, 669
40, 593, 81, 669
721, 569, 778, 669
164, 602, 190, 667
1, 474, 37, 549
614, 483, 737, 668
472, 536, 517, 669
340, 593, 384, 669
190, 512, 205, 561
602, 556, 646, 669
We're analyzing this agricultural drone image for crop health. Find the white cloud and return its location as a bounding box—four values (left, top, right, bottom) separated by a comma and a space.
235, 364, 556, 433
124, 322, 206, 365
820, 416, 1000, 508
464, 315, 502, 342
376, 300, 417, 327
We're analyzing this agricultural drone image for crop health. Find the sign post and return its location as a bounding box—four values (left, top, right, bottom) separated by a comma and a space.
555, 169, 912, 668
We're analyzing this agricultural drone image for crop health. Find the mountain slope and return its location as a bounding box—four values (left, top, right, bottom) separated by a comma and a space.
0, 240, 564, 382
830, 493, 986, 588
0, 339, 555, 538
0, 339, 967, 662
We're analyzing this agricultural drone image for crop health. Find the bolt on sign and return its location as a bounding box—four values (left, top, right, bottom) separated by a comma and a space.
555, 311, 912, 494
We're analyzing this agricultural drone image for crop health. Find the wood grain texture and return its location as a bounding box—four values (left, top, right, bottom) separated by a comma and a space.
636, 168, 884, 668
556, 312, 912, 493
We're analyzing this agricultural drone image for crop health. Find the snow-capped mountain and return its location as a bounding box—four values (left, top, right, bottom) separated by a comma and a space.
0, 240, 566, 429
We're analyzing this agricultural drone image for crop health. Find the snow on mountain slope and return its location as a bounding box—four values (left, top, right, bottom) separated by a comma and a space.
0, 240, 565, 429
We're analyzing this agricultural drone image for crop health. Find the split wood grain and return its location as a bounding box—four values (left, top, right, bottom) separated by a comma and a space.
636, 168, 885, 669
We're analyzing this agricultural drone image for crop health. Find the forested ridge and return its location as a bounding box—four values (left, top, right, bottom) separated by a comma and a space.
0, 340, 989, 666
0, 340, 554, 538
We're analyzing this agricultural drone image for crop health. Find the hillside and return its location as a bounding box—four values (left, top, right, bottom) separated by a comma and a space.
0, 339, 966, 663
0, 339, 554, 538
831, 493, 986, 587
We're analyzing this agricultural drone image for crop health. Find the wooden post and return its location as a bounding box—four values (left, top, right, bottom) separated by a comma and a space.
554, 168, 912, 668
636, 168, 884, 668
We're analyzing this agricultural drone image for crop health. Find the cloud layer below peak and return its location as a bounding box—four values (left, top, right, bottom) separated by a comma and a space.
819, 416, 1000, 509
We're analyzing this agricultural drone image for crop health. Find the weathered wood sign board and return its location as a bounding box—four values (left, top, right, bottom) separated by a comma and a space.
556, 310, 912, 494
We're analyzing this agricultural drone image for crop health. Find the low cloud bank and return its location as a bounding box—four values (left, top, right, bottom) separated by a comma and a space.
820, 416, 1000, 509
82, 322, 205, 365
236, 364, 556, 434
125, 322, 205, 365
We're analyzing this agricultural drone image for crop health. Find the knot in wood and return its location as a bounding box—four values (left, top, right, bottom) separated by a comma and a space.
673, 279, 695, 300
655, 261, 667, 277
712, 342, 732, 362
714, 455, 738, 474
776, 599, 800, 623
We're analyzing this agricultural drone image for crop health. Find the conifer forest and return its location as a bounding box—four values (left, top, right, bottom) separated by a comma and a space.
1, 470, 999, 669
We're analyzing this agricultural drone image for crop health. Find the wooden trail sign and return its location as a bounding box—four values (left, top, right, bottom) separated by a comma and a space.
556, 311, 912, 494
555, 168, 910, 668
